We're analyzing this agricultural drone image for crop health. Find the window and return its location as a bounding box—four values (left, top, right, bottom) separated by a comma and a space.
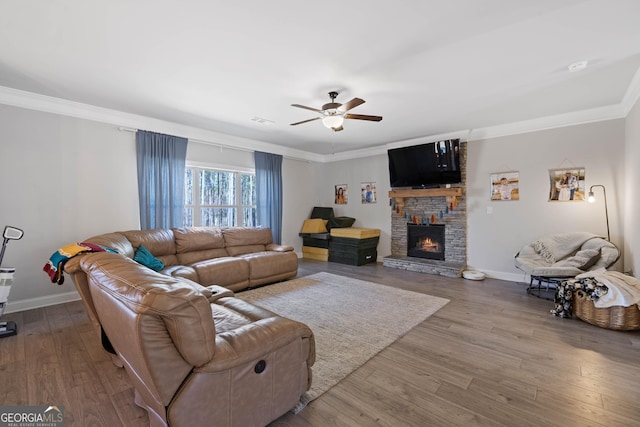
184, 166, 256, 227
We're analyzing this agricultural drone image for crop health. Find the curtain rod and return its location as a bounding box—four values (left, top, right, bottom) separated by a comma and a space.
117, 127, 309, 162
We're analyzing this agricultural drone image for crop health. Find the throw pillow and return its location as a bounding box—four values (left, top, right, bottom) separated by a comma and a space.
576, 248, 601, 270
133, 245, 165, 272
552, 248, 600, 270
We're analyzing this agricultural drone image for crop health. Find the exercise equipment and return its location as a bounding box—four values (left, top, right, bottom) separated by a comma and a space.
0, 225, 24, 338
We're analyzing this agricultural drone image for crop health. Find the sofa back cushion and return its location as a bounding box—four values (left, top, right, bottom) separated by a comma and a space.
223, 227, 273, 256
86, 232, 135, 259
173, 227, 229, 264
81, 252, 216, 405
122, 229, 179, 266
173, 227, 226, 251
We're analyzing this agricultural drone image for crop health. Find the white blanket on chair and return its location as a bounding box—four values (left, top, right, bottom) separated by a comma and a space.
576, 268, 640, 308
532, 232, 599, 264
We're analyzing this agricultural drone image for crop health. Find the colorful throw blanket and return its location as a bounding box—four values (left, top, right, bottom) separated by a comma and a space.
43, 242, 116, 285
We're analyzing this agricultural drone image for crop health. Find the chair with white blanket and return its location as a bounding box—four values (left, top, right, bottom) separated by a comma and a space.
514, 232, 620, 298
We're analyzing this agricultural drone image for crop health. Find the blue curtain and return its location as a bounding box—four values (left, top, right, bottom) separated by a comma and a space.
254, 151, 283, 244
136, 130, 188, 230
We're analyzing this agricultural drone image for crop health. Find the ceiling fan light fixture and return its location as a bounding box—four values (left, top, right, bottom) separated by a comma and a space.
322, 115, 344, 129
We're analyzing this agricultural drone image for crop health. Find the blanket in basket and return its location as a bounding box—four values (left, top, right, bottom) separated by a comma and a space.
551, 269, 640, 318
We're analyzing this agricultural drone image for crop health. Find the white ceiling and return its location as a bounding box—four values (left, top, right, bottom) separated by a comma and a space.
1, 1, 640, 156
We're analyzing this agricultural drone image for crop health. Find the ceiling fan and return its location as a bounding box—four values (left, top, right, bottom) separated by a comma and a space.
290, 91, 383, 132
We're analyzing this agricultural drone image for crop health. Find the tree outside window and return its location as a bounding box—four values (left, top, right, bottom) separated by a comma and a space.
184, 167, 256, 227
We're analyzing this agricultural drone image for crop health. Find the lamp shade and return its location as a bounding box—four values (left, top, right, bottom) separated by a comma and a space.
322, 115, 344, 129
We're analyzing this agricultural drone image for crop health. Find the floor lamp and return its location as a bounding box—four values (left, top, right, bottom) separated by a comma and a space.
587, 185, 610, 241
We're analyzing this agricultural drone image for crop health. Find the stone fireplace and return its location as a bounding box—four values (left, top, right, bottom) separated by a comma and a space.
382, 142, 467, 277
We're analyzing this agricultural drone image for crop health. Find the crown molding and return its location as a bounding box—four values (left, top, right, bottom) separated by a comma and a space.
0, 85, 632, 164
466, 104, 626, 142
622, 65, 640, 116
0, 86, 318, 162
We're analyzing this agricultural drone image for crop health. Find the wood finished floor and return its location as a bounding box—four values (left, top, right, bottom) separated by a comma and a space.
1, 260, 639, 426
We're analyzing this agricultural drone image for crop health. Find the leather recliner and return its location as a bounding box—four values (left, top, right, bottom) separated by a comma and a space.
80, 251, 315, 427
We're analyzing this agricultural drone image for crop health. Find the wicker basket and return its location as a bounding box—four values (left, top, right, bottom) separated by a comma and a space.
574, 290, 640, 331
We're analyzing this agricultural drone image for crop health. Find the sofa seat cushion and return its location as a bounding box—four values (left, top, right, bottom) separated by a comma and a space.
226, 244, 267, 257
176, 248, 229, 265
211, 297, 278, 333
192, 257, 249, 289
239, 251, 298, 280
163, 265, 200, 283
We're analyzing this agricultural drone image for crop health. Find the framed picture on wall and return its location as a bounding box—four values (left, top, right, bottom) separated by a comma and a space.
548, 168, 586, 201
490, 172, 519, 201
335, 184, 348, 204
361, 182, 377, 204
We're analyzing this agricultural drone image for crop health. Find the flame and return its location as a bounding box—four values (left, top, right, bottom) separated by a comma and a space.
418, 237, 440, 252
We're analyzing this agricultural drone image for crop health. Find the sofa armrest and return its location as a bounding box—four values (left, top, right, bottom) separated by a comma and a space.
197, 316, 315, 372
266, 244, 294, 252
64, 256, 84, 274
203, 285, 234, 302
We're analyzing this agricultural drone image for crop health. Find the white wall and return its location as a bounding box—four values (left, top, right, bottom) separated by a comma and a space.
466, 120, 626, 280
0, 104, 139, 310
282, 157, 324, 253
624, 98, 640, 276
319, 154, 392, 259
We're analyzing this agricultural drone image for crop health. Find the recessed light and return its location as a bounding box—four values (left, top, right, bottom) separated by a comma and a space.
568, 60, 588, 72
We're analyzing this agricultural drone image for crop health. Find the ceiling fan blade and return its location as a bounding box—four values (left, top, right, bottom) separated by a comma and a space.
338, 98, 365, 112
291, 104, 324, 113
290, 117, 321, 126
332, 126, 344, 132
344, 113, 383, 122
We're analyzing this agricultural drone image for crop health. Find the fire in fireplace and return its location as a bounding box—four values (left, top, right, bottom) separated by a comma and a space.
407, 224, 445, 260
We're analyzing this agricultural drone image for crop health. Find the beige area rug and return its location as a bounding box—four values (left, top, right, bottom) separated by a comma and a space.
236, 271, 450, 411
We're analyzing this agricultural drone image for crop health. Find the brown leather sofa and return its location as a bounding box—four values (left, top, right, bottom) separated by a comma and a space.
80, 251, 314, 427
65, 227, 298, 333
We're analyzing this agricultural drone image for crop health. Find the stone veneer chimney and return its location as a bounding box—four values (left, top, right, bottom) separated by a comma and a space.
383, 142, 467, 277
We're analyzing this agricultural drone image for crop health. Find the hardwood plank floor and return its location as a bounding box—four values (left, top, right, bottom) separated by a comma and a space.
1, 260, 639, 426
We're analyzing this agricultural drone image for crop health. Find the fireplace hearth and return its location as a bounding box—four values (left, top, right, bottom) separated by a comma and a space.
407, 224, 445, 260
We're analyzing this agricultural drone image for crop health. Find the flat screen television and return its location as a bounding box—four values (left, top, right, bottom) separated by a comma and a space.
388, 139, 461, 188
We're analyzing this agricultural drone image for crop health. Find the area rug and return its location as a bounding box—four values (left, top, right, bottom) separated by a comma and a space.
236, 271, 450, 411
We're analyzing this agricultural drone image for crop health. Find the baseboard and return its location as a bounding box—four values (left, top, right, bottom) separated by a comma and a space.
3, 290, 81, 314
465, 267, 529, 283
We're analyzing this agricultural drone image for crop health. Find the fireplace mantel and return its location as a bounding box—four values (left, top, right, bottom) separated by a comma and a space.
388, 187, 462, 208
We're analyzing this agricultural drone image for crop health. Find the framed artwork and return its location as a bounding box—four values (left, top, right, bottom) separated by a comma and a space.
548, 168, 585, 201
361, 182, 377, 204
335, 184, 348, 204
490, 172, 519, 201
